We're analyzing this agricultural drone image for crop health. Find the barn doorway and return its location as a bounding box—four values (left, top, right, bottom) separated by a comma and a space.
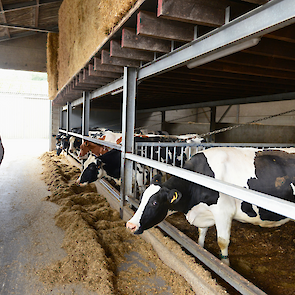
0, 69, 50, 140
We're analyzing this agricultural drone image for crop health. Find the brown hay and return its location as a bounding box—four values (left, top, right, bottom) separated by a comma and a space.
56, 0, 138, 93
46, 33, 59, 100
37, 152, 201, 294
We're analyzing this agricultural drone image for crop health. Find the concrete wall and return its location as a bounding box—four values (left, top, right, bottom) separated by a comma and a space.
50, 103, 60, 151
136, 100, 295, 143
0, 34, 47, 72
60, 107, 121, 132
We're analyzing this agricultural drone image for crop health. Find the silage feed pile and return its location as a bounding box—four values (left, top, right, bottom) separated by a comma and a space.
37, 151, 201, 294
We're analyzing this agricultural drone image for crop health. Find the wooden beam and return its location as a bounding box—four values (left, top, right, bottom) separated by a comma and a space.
159, 70, 295, 90
0, 0, 10, 38
137, 10, 195, 42
110, 40, 154, 61
93, 57, 123, 73
201, 61, 295, 80
222, 52, 295, 72
186, 67, 295, 86
0, 22, 57, 33
157, 0, 225, 27
1, 0, 62, 13
35, 0, 39, 28
266, 24, 295, 43
88, 64, 121, 79
245, 38, 295, 61
101, 50, 140, 67
144, 74, 292, 92
122, 27, 170, 53
83, 69, 114, 84
74, 76, 100, 90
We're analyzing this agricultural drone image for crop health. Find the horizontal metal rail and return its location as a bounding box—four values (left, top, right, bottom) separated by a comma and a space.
126, 153, 295, 221
91, 77, 123, 100
126, 196, 266, 295
157, 219, 266, 295
136, 142, 295, 148
58, 129, 122, 151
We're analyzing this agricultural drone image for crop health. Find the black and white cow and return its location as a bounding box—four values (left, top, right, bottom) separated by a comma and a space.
77, 149, 149, 193
77, 133, 204, 190
69, 136, 82, 155
77, 149, 122, 186
55, 127, 82, 156
55, 133, 70, 155
126, 147, 295, 264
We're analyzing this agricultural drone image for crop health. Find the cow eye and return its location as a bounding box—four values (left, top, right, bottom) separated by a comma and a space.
152, 200, 158, 206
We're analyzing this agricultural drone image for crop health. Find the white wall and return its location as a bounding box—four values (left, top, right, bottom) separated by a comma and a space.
0, 95, 50, 139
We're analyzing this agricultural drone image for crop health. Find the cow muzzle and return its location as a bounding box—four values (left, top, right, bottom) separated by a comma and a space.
126, 221, 138, 233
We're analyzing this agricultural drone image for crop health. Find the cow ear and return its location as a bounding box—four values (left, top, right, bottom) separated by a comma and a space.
96, 158, 102, 168
151, 174, 162, 185
167, 190, 182, 204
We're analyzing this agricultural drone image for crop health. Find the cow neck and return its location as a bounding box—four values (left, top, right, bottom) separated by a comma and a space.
163, 176, 198, 214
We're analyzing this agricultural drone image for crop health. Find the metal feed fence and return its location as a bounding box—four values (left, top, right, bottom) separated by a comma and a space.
133, 141, 295, 199
60, 130, 295, 294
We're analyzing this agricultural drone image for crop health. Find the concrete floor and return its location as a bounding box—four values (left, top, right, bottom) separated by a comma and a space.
0, 139, 97, 295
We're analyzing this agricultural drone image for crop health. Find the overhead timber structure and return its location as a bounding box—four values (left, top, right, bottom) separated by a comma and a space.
0, 0, 61, 41
53, 0, 295, 111
55, 1, 295, 294
0, 0, 61, 71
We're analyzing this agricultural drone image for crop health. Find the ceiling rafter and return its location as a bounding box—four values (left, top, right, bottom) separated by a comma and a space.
0, 0, 10, 38
35, 0, 40, 28
0, 22, 58, 33
0, 0, 62, 14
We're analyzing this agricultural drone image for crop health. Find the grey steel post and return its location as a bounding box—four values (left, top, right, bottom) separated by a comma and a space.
161, 111, 166, 132
82, 91, 90, 136
120, 67, 137, 218
66, 102, 72, 134
209, 106, 216, 143
59, 107, 63, 129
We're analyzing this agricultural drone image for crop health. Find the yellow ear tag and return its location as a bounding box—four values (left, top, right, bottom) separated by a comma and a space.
170, 192, 178, 203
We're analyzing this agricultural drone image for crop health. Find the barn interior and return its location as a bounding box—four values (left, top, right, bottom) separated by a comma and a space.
0, 0, 295, 294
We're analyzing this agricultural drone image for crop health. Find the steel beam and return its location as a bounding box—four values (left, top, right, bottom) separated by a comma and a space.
91, 77, 124, 100
82, 91, 90, 136
126, 154, 295, 220
137, 0, 295, 81
120, 67, 137, 217
66, 102, 72, 134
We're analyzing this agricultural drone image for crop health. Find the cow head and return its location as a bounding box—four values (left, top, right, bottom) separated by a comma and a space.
126, 175, 182, 234
77, 154, 106, 185
79, 141, 90, 158
77, 153, 98, 184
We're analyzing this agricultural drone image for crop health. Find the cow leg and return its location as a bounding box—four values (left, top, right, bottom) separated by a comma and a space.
214, 216, 232, 266
198, 227, 208, 247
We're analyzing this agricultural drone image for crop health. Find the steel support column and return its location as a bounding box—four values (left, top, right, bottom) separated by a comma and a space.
82, 91, 90, 136
66, 102, 72, 134
59, 107, 64, 129
161, 111, 166, 132
120, 67, 137, 218
209, 107, 216, 142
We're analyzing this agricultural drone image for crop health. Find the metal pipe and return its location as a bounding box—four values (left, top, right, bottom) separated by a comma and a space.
82, 91, 90, 137
126, 153, 295, 220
